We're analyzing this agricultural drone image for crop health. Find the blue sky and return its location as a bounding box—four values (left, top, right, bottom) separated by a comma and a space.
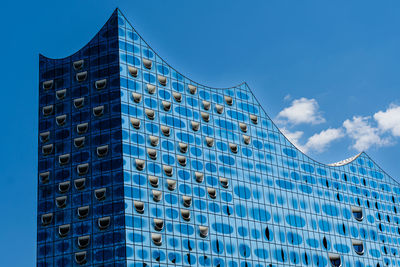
1, 0, 400, 265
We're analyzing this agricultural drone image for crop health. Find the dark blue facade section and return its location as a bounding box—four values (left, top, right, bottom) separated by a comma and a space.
37, 10, 126, 267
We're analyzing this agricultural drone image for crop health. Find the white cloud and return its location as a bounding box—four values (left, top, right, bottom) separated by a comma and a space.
343, 116, 391, 151
277, 99, 400, 154
374, 104, 400, 137
277, 97, 325, 125
304, 128, 345, 153
283, 94, 292, 101
281, 128, 305, 151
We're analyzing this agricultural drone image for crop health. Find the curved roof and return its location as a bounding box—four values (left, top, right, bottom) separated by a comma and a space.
40, 8, 395, 178
327, 152, 363, 166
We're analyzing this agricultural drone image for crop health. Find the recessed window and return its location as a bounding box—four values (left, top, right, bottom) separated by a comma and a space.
75, 251, 87, 265
154, 219, 164, 231
239, 122, 248, 132
202, 100, 210, 110
229, 143, 238, 153
207, 188, 216, 199
151, 233, 162, 246
128, 66, 138, 77
58, 224, 70, 237
191, 121, 200, 131
162, 100, 171, 111
152, 190, 162, 202
41, 213, 53, 226
42, 105, 53, 116
95, 79, 107, 90
215, 104, 224, 114
134, 201, 144, 214
93, 106, 104, 117
243, 135, 251, 145
130, 118, 141, 129
157, 75, 167, 86
42, 144, 53, 155
195, 172, 204, 183
77, 163, 89, 175
73, 60, 84, 70
142, 58, 152, 69
146, 84, 156, 94
161, 125, 170, 137
135, 159, 145, 171
163, 165, 173, 176
352, 240, 364, 255
76, 71, 87, 82
172, 92, 181, 102
73, 98, 85, 109
265, 227, 271, 241
352, 206, 363, 221
188, 84, 197, 94
149, 136, 159, 147
40, 132, 50, 143
56, 115, 67, 126
59, 154, 70, 165
219, 177, 229, 188
56, 89, 67, 100
147, 148, 157, 160
205, 137, 214, 147
58, 181, 70, 193
167, 179, 176, 191
77, 206, 89, 218
74, 137, 85, 148
179, 142, 188, 153
250, 114, 258, 124
148, 175, 159, 187
181, 209, 191, 221
43, 80, 53, 90
328, 253, 341, 267
177, 155, 186, 166
145, 108, 155, 120
94, 188, 106, 201
77, 235, 90, 249
224, 95, 233, 105
56, 196, 67, 208
182, 196, 192, 207
98, 216, 111, 230
97, 145, 108, 157
132, 92, 141, 103
76, 123, 88, 134
201, 112, 210, 122
323, 237, 328, 249
39, 172, 50, 184
199, 226, 208, 238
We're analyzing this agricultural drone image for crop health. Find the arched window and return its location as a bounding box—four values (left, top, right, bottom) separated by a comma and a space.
352, 240, 364, 255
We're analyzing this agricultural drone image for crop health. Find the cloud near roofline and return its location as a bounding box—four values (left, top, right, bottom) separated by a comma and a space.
277, 97, 326, 126
278, 97, 400, 153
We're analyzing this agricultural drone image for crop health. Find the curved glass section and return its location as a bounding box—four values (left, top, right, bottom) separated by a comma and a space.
38, 8, 400, 267
37, 10, 126, 267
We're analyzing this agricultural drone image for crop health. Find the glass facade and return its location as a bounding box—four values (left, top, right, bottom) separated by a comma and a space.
38, 9, 400, 267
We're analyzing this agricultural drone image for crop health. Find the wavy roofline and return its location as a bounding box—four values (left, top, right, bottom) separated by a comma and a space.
238, 82, 368, 168
39, 8, 393, 173
120, 9, 376, 169
39, 9, 119, 61
117, 9, 246, 91
327, 152, 363, 166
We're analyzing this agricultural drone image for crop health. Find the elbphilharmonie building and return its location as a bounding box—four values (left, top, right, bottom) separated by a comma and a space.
38, 9, 400, 267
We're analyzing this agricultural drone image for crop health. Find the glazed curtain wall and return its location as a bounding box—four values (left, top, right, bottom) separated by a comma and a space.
38, 8, 400, 267
117, 9, 400, 267
37, 10, 126, 267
